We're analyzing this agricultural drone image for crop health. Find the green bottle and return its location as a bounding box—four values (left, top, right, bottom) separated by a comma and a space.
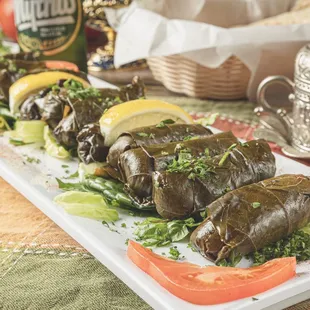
13, 0, 88, 72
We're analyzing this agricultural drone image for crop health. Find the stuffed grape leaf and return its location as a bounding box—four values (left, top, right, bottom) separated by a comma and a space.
107, 124, 213, 168
190, 174, 310, 263
153, 139, 276, 220
118, 131, 237, 202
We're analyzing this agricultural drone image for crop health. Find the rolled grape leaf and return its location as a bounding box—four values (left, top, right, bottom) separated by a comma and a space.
53, 76, 145, 149
191, 174, 310, 263
118, 131, 237, 202
77, 123, 109, 164
107, 124, 213, 168
97, 76, 145, 103
0, 55, 47, 104
153, 139, 276, 220
39, 92, 68, 129
19, 95, 42, 121
118, 75, 145, 101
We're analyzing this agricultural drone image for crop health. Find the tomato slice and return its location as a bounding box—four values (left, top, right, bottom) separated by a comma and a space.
45, 61, 79, 72
127, 241, 296, 305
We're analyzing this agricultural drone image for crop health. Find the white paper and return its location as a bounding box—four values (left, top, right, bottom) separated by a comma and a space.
105, 0, 310, 101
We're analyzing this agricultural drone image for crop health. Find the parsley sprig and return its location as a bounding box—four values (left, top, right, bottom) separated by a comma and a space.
51, 79, 101, 100
167, 149, 215, 180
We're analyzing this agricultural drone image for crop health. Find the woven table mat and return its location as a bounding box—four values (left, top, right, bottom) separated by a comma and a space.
1, 108, 310, 309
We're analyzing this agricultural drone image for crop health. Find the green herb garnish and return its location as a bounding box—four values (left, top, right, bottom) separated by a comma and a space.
168, 246, 181, 260
121, 223, 127, 228
217, 250, 242, 267
183, 135, 200, 141
102, 221, 120, 234
218, 143, 237, 167
24, 155, 40, 164
134, 217, 200, 247
167, 154, 215, 180
137, 132, 149, 137
156, 119, 175, 128
187, 243, 198, 252
61, 164, 69, 168
247, 228, 310, 265
252, 202, 261, 208
62, 79, 101, 100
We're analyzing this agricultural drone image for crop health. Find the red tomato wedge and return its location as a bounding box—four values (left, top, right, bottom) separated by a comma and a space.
127, 240, 296, 305
45, 61, 79, 72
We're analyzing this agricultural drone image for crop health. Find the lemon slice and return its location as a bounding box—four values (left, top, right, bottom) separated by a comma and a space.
99, 99, 193, 146
10, 71, 90, 114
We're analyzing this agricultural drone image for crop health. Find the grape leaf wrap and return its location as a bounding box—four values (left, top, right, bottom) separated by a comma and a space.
191, 174, 310, 263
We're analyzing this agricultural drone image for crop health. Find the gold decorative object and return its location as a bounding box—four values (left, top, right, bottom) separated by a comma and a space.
84, 0, 146, 73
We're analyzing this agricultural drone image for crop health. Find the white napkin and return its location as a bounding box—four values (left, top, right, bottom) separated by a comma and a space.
105, 0, 309, 101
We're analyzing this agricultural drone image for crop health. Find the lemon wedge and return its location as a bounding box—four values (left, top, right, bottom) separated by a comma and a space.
9, 71, 90, 114
99, 99, 193, 146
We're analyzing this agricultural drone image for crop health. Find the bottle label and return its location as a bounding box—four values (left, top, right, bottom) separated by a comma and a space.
14, 0, 82, 56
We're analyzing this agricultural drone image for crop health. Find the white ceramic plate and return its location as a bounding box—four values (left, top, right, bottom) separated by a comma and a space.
1, 76, 310, 310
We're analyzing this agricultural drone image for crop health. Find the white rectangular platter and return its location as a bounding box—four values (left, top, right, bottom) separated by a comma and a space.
1, 76, 310, 310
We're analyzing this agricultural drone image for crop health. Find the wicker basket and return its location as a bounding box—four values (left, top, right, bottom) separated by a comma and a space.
147, 0, 310, 100
147, 55, 251, 100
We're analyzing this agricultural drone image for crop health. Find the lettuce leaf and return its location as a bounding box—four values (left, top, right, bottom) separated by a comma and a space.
54, 191, 119, 222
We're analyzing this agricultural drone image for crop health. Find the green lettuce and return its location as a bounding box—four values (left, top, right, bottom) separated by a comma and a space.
54, 191, 119, 222
44, 125, 70, 159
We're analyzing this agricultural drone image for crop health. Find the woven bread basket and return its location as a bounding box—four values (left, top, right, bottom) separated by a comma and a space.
147, 55, 250, 100
147, 0, 310, 100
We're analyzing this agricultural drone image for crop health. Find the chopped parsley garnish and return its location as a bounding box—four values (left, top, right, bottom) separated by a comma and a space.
161, 151, 169, 156
183, 135, 200, 141
136, 132, 149, 137
62, 79, 101, 100
125, 238, 129, 245
247, 229, 310, 265
61, 164, 69, 168
102, 221, 120, 234
252, 297, 259, 301
149, 133, 155, 139
23, 155, 40, 164
252, 202, 261, 208
167, 152, 215, 180
241, 142, 249, 147
187, 243, 198, 252
121, 223, 127, 228
156, 119, 175, 128
168, 246, 182, 260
